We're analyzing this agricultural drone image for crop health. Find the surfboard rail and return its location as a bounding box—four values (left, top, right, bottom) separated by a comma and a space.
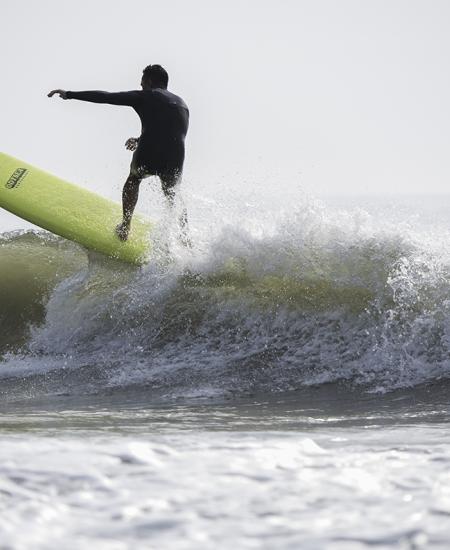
0, 153, 151, 265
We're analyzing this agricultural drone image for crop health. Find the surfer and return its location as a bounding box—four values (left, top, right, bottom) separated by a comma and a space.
48, 64, 189, 242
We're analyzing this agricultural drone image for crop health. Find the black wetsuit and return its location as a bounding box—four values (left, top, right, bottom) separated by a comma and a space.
66, 89, 189, 186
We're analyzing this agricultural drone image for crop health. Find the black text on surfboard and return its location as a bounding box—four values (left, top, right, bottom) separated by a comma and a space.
5, 168, 28, 189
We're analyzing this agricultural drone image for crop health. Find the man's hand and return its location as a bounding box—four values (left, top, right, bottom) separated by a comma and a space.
48, 89, 68, 99
125, 137, 139, 151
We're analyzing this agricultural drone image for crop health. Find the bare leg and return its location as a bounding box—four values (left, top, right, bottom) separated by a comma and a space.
116, 173, 142, 241
163, 184, 176, 208
161, 172, 191, 247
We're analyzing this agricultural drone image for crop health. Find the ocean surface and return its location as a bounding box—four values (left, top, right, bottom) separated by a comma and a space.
0, 191, 449, 549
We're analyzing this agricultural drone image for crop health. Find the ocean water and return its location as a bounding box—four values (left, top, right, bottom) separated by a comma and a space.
0, 190, 449, 549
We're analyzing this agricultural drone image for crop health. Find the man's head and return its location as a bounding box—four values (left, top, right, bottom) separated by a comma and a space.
141, 65, 169, 90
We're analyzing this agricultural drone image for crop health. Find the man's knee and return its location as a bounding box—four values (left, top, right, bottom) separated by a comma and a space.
162, 187, 176, 206
160, 170, 181, 194
130, 160, 151, 180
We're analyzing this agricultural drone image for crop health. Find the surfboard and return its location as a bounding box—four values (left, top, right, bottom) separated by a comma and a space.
0, 153, 151, 265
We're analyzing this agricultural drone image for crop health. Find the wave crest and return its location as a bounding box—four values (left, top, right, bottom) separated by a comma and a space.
1, 198, 449, 400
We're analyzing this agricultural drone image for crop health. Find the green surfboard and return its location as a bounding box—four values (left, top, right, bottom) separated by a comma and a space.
0, 153, 151, 265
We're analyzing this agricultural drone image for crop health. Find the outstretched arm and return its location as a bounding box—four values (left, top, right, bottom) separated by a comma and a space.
48, 89, 141, 107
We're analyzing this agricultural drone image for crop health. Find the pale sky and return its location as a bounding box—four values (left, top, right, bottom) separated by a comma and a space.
2, 0, 450, 205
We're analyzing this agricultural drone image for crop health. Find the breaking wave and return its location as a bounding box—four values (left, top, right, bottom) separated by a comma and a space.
0, 195, 449, 401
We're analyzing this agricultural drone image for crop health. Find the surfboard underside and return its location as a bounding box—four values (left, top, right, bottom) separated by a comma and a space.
0, 153, 151, 265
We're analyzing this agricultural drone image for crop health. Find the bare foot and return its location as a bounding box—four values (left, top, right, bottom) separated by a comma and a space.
115, 222, 130, 241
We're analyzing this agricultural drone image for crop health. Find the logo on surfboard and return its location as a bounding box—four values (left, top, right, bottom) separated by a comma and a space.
5, 168, 28, 189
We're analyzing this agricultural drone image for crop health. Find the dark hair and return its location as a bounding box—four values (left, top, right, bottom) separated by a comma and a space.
142, 64, 169, 88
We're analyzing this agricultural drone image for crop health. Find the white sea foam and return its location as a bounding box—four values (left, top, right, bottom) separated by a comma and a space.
1, 193, 449, 400
0, 427, 449, 549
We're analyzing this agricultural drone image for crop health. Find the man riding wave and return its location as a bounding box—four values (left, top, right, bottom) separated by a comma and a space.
48, 64, 189, 242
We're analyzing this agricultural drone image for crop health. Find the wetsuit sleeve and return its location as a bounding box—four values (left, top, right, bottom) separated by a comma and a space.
66, 90, 141, 107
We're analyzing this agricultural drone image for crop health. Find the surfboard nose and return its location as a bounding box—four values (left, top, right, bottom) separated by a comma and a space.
0, 153, 152, 265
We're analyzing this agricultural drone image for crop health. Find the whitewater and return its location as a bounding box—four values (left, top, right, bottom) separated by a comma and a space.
1, 187, 449, 548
